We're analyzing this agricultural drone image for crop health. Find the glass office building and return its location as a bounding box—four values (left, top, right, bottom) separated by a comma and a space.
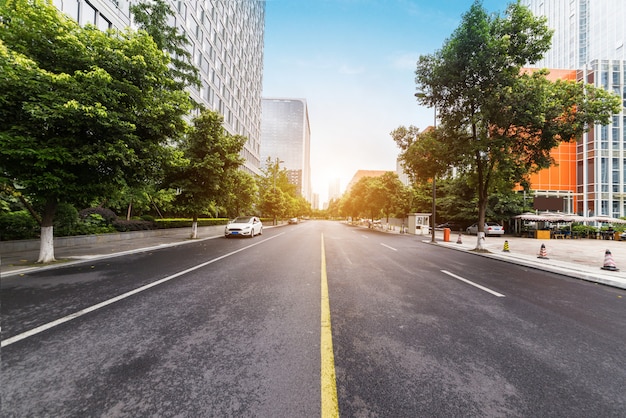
52, 0, 265, 175
522, 0, 626, 217
260, 98, 312, 202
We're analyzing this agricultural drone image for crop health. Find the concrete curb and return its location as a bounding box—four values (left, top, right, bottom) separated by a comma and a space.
430, 240, 626, 290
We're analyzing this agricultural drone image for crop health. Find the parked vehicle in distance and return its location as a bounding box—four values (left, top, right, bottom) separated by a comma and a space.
288, 217, 299, 224
224, 216, 263, 238
436, 222, 460, 231
466, 222, 505, 236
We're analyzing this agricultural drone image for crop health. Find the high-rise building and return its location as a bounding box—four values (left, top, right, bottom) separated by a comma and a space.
522, 0, 626, 217
328, 178, 341, 202
52, 0, 265, 175
260, 98, 312, 202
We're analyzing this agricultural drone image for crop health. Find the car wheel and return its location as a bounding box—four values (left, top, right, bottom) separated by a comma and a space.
259, 227, 263, 235
249, 229, 255, 238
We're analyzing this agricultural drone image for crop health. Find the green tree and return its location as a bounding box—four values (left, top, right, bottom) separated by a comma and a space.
222, 170, 258, 218
257, 157, 293, 224
130, 0, 200, 90
170, 109, 245, 238
0, 0, 192, 262
412, 1, 621, 250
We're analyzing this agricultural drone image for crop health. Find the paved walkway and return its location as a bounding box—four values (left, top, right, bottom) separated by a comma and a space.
1, 223, 626, 290
432, 230, 626, 290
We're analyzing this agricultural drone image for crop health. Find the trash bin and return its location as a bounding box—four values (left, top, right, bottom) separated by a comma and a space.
443, 228, 451, 242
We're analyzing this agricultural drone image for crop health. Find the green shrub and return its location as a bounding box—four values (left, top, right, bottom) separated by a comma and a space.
0, 210, 39, 240
155, 218, 228, 228
112, 219, 156, 232
54, 203, 79, 237
79, 207, 117, 224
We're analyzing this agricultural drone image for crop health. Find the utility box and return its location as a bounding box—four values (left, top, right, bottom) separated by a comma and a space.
408, 213, 431, 235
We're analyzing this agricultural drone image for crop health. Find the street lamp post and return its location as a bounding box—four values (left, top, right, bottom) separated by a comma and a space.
415, 92, 437, 242
273, 158, 284, 225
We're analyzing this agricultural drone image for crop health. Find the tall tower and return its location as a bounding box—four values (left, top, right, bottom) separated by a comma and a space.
522, 0, 626, 217
52, 0, 265, 175
260, 98, 312, 202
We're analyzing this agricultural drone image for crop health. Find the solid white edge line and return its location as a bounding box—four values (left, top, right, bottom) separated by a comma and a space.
380, 243, 397, 251
440, 270, 506, 297
1, 233, 285, 348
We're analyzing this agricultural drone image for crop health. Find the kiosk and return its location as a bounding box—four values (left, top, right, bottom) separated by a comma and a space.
408, 213, 432, 235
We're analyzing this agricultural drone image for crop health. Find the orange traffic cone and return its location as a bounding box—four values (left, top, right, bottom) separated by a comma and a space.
503, 240, 510, 252
537, 243, 549, 259
601, 249, 619, 271
456, 231, 463, 244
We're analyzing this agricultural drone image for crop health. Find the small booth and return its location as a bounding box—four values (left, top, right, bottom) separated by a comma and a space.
408, 213, 431, 235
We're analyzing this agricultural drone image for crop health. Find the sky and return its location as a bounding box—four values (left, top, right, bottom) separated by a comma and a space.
261, 0, 510, 206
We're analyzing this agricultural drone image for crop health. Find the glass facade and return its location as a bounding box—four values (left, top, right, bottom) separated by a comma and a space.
260, 99, 312, 202
53, 0, 265, 175
523, 0, 626, 217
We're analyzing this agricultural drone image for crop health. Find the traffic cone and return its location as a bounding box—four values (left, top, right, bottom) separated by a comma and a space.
601, 249, 619, 271
456, 231, 463, 244
537, 243, 549, 259
503, 240, 510, 252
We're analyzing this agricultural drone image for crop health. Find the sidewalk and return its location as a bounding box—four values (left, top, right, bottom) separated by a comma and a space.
1, 224, 626, 290
0, 225, 227, 278
431, 230, 626, 290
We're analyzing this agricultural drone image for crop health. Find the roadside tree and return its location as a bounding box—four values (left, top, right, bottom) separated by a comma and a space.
130, 0, 200, 90
0, 0, 192, 262
222, 170, 258, 218
412, 1, 620, 250
169, 109, 245, 238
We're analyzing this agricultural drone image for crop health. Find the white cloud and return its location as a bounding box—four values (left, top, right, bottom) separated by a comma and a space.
389, 51, 419, 70
338, 64, 366, 75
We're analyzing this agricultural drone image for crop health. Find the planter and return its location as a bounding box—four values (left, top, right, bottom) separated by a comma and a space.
536, 230, 551, 239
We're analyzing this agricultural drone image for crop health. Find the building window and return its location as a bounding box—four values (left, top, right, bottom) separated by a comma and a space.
82, 2, 97, 26
601, 125, 609, 149
612, 116, 620, 149
601, 157, 609, 192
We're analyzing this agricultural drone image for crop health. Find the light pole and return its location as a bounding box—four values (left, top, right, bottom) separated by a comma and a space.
272, 158, 284, 225
415, 92, 437, 242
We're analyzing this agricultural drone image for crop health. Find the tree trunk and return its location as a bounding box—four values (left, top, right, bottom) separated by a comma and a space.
190, 214, 198, 239
475, 193, 488, 251
37, 197, 58, 263
126, 200, 132, 221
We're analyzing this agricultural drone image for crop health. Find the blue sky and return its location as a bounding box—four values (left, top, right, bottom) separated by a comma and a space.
262, 0, 510, 204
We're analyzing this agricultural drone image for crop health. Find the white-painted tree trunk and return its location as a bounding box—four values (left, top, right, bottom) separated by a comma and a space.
475, 232, 486, 251
190, 220, 198, 239
37, 226, 56, 263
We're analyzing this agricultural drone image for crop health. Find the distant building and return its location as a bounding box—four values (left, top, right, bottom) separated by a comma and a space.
522, 0, 626, 217
345, 170, 389, 193
311, 193, 320, 211
328, 178, 341, 202
53, 0, 265, 175
260, 98, 312, 202
396, 158, 410, 186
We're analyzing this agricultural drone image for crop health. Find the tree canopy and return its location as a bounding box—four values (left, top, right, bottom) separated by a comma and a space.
169, 109, 245, 237
407, 0, 621, 249
0, 0, 193, 261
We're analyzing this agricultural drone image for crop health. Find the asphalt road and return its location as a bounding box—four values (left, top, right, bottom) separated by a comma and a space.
2, 221, 625, 417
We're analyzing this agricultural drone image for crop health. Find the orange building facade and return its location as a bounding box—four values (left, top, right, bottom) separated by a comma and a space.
518, 69, 579, 213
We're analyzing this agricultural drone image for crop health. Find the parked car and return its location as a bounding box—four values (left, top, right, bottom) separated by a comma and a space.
224, 216, 263, 238
466, 222, 504, 236
288, 217, 299, 224
436, 222, 460, 231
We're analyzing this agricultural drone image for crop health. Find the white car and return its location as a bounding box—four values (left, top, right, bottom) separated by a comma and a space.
466, 222, 505, 236
224, 216, 263, 238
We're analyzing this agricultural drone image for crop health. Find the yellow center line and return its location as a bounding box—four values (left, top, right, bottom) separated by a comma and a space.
320, 233, 339, 417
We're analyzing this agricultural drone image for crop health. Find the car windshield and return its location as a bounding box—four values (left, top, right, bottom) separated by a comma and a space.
233, 217, 253, 223
486, 222, 499, 226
